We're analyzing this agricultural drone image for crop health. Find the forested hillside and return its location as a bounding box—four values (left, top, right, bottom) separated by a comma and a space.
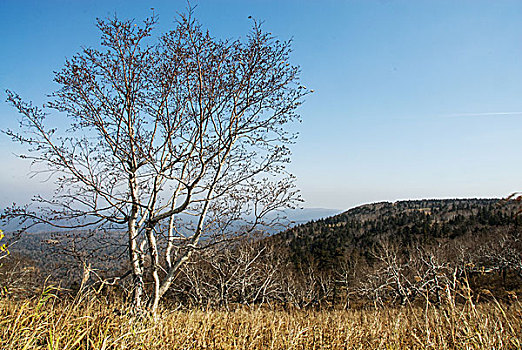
2, 198, 521, 308
279, 198, 520, 269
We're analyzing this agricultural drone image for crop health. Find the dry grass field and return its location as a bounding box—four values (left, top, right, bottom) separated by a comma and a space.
0, 286, 520, 349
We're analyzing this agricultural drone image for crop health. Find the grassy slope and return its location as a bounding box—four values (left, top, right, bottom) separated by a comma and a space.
0, 289, 520, 349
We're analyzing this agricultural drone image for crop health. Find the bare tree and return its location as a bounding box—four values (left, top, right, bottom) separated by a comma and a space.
360, 238, 415, 306
335, 249, 364, 309
408, 244, 452, 305
184, 237, 271, 308
476, 227, 522, 282
3, 10, 307, 312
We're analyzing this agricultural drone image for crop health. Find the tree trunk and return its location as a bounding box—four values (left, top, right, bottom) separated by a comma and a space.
128, 215, 144, 310
128, 171, 144, 311
146, 225, 161, 313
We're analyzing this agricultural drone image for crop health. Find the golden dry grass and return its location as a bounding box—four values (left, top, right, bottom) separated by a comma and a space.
0, 288, 520, 349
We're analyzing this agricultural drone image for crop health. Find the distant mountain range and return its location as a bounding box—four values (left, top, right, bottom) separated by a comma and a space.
1, 206, 341, 275
284, 207, 343, 224
1, 207, 341, 234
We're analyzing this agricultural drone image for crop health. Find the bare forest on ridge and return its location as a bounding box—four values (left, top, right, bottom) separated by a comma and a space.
4, 198, 521, 309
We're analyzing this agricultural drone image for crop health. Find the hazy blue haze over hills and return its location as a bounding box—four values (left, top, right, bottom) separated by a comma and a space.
1, 207, 342, 234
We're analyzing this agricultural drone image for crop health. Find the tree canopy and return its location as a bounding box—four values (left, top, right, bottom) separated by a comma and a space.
3, 10, 308, 312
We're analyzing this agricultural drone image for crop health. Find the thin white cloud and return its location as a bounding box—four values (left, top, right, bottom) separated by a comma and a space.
443, 112, 522, 118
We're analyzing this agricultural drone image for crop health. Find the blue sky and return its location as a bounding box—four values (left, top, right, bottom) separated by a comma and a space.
1, 0, 522, 210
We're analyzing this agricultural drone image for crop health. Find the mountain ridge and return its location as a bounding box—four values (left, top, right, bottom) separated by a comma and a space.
274, 198, 520, 270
